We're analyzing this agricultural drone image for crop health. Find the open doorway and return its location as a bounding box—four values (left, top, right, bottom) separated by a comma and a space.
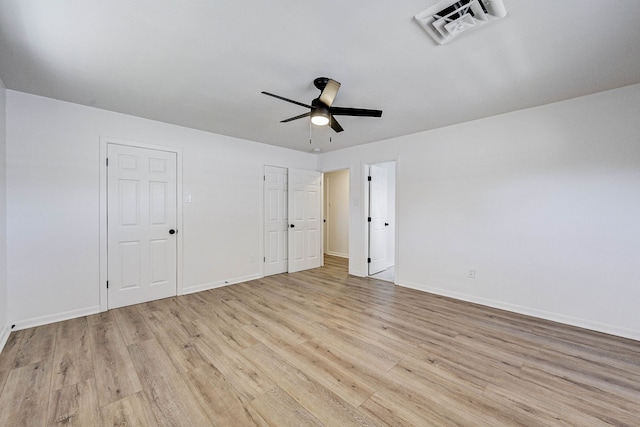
368, 161, 396, 282
324, 169, 349, 259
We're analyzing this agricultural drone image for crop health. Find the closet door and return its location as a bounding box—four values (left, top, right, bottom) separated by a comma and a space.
264, 166, 288, 276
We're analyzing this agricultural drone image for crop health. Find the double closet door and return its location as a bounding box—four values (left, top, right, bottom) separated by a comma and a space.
264, 166, 322, 275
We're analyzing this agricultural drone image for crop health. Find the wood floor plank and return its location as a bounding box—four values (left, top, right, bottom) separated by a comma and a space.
13, 322, 57, 368
387, 359, 532, 426
301, 336, 396, 397
0, 360, 52, 426
127, 338, 212, 426
507, 364, 640, 424
136, 306, 210, 374
178, 295, 259, 351
201, 288, 259, 325
360, 390, 459, 427
190, 332, 276, 402
229, 297, 312, 345
47, 378, 99, 426
306, 330, 400, 374
87, 311, 142, 407
243, 342, 381, 427
100, 391, 158, 427
51, 317, 94, 391
113, 305, 153, 345
182, 364, 270, 427
0, 330, 24, 394
251, 332, 376, 408
483, 380, 605, 426
250, 386, 324, 427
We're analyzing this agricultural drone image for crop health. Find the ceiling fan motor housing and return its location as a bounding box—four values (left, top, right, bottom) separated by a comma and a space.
313, 77, 330, 91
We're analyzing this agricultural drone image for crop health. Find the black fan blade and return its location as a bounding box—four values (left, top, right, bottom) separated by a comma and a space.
281, 112, 310, 123
329, 106, 382, 117
261, 91, 312, 109
329, 116, 344, 133
319, 79, 341, 107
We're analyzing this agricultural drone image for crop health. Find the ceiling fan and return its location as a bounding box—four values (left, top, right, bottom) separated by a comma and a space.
261, 77, 382, 133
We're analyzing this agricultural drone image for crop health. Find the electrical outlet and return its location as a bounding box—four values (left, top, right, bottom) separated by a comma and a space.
468, 268, 476, 278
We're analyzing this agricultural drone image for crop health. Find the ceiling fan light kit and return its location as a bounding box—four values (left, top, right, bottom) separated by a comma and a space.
310, 108, 330, 126
415, 0, 507, 45
262, 77, 382, 136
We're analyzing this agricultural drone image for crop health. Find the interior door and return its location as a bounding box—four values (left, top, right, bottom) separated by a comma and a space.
264, 166, 288, 276
369, 164, 388, 275
288, 169, 323, 273
107, 144, 177, 309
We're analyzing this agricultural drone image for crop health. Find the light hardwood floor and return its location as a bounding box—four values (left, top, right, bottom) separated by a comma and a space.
1, 256, 639, 426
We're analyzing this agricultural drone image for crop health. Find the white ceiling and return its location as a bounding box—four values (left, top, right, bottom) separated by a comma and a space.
1, 1, 639, 153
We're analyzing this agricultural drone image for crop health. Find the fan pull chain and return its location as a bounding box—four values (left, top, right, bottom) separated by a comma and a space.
309, 118, 312, 144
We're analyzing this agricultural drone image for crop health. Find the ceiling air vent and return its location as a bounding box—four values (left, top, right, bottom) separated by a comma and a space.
415, 0, 507, 45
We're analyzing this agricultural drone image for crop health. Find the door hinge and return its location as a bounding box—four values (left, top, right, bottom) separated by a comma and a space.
367, 258, 371, 263
106, 158, 109, 167
263, 257, 266, 262
263, 175, 266, 181
368, 217, 371, 222
106, 280, 109, 289
368, 176, 372, 181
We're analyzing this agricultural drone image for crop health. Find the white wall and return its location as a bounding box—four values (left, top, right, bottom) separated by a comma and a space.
319, 83, 640, 340
0, 78, 8, 350
324, 169, 349, 257
6, 91, 315, 328
4, 83, 640, 341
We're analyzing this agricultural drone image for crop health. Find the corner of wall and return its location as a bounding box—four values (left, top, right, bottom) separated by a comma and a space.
0, 76, 8, 354
0, 324, 10, 353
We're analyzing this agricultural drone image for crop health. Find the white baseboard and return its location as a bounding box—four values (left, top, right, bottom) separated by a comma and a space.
6, 273, 263, 336
0, 323, 11, 355
10, 305, 101, 332
181, 273, 262, 295
398, 280, 640, 342
325, 251, 348, 258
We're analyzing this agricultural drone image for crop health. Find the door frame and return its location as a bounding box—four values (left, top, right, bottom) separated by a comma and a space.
99, 137, 184, 312
323, 168, 350, 258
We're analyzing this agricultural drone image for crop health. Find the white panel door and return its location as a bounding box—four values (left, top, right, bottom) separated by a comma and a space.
288, 169, 323, 273
107, 144, 177, 309
264, 166, 288, 276
369, 164, 388, 275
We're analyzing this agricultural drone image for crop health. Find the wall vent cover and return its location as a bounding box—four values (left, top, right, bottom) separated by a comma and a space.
415, 0, 507, 45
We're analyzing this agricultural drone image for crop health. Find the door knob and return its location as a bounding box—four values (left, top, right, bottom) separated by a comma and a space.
384, 223, 389, 227
169, 229, 176, 234
290, 224, 295, 228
